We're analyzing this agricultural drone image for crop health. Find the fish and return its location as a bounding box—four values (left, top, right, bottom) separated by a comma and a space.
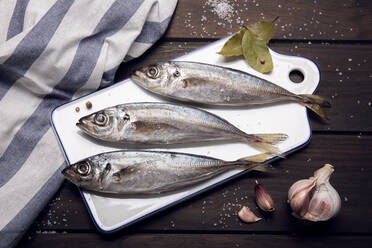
62, 150, 271, 194
76, 102, 288, 155
131, 61, 331, 120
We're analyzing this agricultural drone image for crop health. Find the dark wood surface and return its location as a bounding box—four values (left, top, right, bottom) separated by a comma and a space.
17, 0, 372, 247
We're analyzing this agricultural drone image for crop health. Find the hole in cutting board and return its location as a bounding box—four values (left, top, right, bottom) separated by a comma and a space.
289, 69, 304, 83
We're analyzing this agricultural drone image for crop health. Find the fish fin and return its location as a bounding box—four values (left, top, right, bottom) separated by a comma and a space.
235, 153, 275, 171
98, 163, 111, 190
234, 161, 272, 172
237, 152, 274, 163
298, 94, 331, 122
244, 134, 288, 157
236, 153, 283, 172
252, 164, 272, 172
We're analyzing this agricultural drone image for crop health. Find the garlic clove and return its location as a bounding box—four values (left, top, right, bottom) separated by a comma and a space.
288, 178, 316, 201
255, 180, 275, 212
288, 178, 317, 217
238, 206, 262, 223
304, 182, 341, 221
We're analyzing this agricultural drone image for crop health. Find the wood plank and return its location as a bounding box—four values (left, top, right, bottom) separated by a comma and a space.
166, 0, 372, 40
16, 233, 372, 248
115, 41, 372, 132
29, 134, 372, 234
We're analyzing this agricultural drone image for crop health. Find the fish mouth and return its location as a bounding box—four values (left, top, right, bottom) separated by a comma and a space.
62, 167, 77, 182
131, 70, 145, 84
76, 117, 94, 134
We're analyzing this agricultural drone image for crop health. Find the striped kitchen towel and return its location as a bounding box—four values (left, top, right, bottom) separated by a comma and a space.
0, 0, 177, 247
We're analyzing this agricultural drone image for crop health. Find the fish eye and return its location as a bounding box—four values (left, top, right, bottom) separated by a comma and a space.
77, 162, 90, 175
146, 66, 159, 79
123, 113, 130, 121
94, 112, 107, 126
173, 70, 180, 77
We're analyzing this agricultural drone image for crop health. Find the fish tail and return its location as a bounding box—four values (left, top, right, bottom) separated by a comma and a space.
244, 133, 288, 156
232, 153, 274, 171
237, 152, 274, 163
298, 94, 331, 122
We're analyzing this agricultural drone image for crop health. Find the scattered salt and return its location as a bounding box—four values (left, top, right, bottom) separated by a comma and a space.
206, 0, 235, 23
170, 220, 176, 228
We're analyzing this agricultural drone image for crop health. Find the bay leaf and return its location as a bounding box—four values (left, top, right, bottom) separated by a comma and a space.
247, 20, 275, 44
242, 29, 273, 73
217, 29, 246, 56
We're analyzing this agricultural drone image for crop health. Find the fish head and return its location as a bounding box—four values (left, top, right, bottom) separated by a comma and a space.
131, 62, 182, 92
76, 107, 130, 141
62, 159, 101, 190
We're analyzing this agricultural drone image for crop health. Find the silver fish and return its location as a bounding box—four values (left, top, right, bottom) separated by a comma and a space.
131, 61, 331, 120
77, 102, 287, 155
62, 150, 270, 194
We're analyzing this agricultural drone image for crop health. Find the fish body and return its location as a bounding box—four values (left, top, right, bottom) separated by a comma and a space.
131, 61, 330, 120
62, 150, 269, 194
77, 102, 287, 154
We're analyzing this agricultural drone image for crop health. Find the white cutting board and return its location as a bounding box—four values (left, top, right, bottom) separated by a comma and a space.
51, 37, 319, 232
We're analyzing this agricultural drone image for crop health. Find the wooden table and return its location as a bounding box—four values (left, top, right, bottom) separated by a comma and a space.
17, 1, 372, 247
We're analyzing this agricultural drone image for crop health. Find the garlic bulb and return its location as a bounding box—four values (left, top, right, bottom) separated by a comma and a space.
288, 164, 341, 221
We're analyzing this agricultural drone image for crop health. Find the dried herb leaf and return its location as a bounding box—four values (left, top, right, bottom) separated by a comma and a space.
218, 18, 276, 73
247, 20, 275, 44
242, 29, 273, 73
217, 29, 246, 56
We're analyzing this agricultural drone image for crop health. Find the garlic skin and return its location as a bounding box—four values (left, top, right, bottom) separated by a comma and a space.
255, 180, 275, 212
288, 178, 317, 218
288, 164, 341, 222
238, 206, 262, 223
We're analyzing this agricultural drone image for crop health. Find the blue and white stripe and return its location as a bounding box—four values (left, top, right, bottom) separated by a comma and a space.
0, 0, 177, 247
